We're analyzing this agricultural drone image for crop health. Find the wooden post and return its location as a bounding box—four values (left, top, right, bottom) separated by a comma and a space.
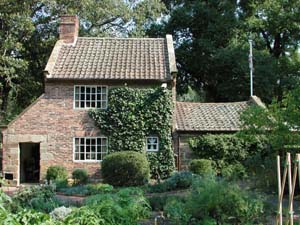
287, 153, 293, 225
277, 155, 283, 225
277, 153, 288, 225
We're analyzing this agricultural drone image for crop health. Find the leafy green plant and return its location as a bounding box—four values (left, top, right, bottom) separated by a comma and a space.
50, 206, 72, 221
86, 183, 114, 195
102, 151, 150, 186
189, 134, 268, 173
83, 188, 150, 225
59, 185, 90, 196
46, 166, 68, 182
12, 185, 59, 213
148, 171, 193, 193
72, 168, 88, 184
221, 162, 247, 180
164, 178, 265, 225
189, 159, 215, 177
89, 87, 175, 178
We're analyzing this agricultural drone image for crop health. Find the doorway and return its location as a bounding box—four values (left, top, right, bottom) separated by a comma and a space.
19, 143, 40, 183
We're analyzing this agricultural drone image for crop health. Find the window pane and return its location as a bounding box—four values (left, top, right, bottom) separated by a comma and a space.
80, 153, 85, 160
80, 101, 85, 108
91, 153, 96, 160
75, 153, 79, 160
80, 139, 84, 145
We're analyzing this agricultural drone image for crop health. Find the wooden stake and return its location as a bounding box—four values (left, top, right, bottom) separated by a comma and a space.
277, 153, 288, 225
287, 153, 293, 225
287, 154, 298, 225
277, 155, 283, 225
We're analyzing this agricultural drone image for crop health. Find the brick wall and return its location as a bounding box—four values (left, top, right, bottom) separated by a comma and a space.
2, 81, 172, 185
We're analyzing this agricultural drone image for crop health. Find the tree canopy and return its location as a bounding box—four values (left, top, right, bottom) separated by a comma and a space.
1, 0, 300, 123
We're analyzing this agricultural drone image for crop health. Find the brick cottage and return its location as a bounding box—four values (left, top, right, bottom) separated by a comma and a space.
1, 15, 263, 186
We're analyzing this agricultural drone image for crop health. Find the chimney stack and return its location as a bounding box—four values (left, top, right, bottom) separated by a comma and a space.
59, 15, 79, 44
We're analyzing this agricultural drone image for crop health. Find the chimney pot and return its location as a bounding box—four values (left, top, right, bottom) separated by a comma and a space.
59, 15, 79, 44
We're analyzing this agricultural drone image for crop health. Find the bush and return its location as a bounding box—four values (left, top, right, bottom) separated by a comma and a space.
102, 151, 150, 186
189, 134, 268, 173
148, 171, 193, 193
189, 159, 215, 176
164, 178, 265, 225
46, 166, 68, 182
82, 188, 150, 225
86, 183, 114, 195
221, 162, 247, 180
72, 169, 88, 184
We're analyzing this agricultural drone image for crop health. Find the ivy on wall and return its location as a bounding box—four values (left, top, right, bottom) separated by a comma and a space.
89, 87, 175, 178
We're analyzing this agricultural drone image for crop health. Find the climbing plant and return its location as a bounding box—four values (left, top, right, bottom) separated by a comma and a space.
89, 87, 175, 178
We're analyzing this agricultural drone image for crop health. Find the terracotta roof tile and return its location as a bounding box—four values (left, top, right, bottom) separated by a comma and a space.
176, 101, 250, 132
49, 37, 171, 80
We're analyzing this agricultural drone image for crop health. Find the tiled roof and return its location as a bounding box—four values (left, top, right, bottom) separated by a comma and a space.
176, 101, 251, 132
46, 37, 175, 80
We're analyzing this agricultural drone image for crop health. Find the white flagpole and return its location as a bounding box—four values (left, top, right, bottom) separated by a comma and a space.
249, 39, 253, 96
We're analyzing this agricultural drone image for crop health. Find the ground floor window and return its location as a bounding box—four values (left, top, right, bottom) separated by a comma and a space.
74, 137, 108, 161
146, 136, 159, 152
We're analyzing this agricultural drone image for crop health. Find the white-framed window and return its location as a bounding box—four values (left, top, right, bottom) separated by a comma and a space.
146, 136, 159, 152
73, 137, 108, 162
74, 85, 108, 109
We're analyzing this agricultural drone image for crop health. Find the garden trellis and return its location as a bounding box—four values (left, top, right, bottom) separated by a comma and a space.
276, 153, 300, 225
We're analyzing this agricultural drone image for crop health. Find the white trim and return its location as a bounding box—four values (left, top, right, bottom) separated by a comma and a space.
146, 136, 159, 152
73, 85, 108, 110
73, 136, 108, 162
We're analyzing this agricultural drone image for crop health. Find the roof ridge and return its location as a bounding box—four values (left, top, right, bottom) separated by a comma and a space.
77, 37, 165, 40
176, 101, 248, 105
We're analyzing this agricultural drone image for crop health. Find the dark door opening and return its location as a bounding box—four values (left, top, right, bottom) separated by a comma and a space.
20, 143, 40, 183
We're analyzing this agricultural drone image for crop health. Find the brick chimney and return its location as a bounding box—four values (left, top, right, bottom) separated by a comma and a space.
59, 15, 79, 44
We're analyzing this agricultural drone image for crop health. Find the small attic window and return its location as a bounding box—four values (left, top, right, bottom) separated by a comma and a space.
74, 85, 108, 109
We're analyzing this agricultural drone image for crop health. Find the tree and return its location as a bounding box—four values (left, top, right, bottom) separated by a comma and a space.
240, 88, 300, 151
0, 0, 165, 123
0, 1, 34, 117
242, 0, 300, 101
148, 0, 300, 103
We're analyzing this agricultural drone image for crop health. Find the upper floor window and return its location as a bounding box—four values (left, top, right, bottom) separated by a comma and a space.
74, 86, 107, 109
146, 136, 159, 152
74, 137, 108, 162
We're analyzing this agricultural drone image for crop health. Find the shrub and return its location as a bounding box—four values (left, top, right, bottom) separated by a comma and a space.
83, 188, 150, 225
189, 134, 268, 173
86, 183, 114, 195
12, 185, 59, 213
59, 186, 89, 196
102, 151, 150, 186
164, 178, 265, 225
46, 166, 68, 182
72, 168, 88, 184
221, 162, 247, 180
50, 206, 72, 221
189, 159, 215, 176
148, 171, 193, 193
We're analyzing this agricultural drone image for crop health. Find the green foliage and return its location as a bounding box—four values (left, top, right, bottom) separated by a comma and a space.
240, 88, 300, 151
82, 188, 150, 225
189, 134, 268, 173
72, 169, 88, 185
189, 159, 215, 177
148, 195, 187, 211
89, 87, 175, 178
221, 163, 247, 181
59, 186, 90, 197
101, 151, 150, 186
12, 185, 59, 213
164, 178, 265, 225
58, 183, 114, 196
86, 183, 114, 195
46, 166, 68, 182
148, 171, 193, 193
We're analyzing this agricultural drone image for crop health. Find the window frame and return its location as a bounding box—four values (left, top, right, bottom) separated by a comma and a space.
73, 136, 108, 162
145, 136, 159, 152
73, 85, 108, 109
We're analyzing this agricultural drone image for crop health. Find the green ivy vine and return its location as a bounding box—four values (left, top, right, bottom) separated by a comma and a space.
89, 87, 175, 178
